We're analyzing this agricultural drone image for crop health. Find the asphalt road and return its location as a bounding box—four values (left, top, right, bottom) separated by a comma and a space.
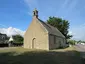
75, 44, 85, 59
75, 44, 85, 52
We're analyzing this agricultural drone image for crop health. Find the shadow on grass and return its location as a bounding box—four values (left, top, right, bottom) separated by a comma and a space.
0, 50, 84, 64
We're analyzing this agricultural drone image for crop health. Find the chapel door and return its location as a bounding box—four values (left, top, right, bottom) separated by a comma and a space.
32, 38, 36, 49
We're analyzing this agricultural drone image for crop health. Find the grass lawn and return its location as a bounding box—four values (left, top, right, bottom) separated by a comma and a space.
0, 47, 83, 64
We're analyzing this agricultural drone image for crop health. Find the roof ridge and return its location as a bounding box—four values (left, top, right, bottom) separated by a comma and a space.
38, 18, 65, 38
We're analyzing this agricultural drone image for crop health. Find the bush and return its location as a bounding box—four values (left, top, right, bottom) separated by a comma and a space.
13, 35, 24, 44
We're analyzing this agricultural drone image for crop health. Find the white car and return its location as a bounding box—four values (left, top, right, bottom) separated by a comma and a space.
81, 43, 85, 45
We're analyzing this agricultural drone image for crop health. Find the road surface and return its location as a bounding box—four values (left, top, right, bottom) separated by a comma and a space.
75, 44, 85, 59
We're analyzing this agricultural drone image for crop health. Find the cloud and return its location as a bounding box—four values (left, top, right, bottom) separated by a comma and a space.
61, 0, 70, 9
23, 0, 78, 20
68, 0, 77, 11
0, 27, 25, 37
68, 31, 72, 35
69, 24, 85, 40
62, 0, 77, 11
57, 0, 78, 18
0, 24, 7, 28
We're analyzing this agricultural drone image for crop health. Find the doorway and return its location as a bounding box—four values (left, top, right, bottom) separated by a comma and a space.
32, 38, 36, 49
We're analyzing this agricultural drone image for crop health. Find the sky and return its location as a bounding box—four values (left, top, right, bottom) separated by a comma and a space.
0, 0, 85, 40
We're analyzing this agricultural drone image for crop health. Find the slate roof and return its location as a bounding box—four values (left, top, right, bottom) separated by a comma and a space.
38, 19, 65, 38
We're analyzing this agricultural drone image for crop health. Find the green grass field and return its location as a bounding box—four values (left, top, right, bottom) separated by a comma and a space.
0, 47, 83, 64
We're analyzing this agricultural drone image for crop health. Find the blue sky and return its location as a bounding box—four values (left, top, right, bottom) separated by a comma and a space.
0, 0, 85, 40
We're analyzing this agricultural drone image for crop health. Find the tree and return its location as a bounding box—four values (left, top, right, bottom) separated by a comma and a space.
77, 40, 85, 43
67, 40, 76, 45
13, 35, 23, 43
47, 17, 72, 39
0, 33, 9, 43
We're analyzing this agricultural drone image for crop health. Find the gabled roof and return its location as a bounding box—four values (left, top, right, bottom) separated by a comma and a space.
9, 36, 13, 42
38, 19, 65, 38
31, 9, 65, 38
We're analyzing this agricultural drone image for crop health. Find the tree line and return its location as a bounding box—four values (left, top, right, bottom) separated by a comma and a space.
0, 33, 23, 47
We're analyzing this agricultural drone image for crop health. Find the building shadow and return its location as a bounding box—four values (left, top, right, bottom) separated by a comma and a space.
0, 50, 84, 64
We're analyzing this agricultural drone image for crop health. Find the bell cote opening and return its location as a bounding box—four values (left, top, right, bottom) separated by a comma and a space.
33, 8, 38, 18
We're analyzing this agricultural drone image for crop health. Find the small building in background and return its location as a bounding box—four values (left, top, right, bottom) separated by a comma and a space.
8, 36, 14, 47
0, 33, 9, 47
0, 33, 8, 44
